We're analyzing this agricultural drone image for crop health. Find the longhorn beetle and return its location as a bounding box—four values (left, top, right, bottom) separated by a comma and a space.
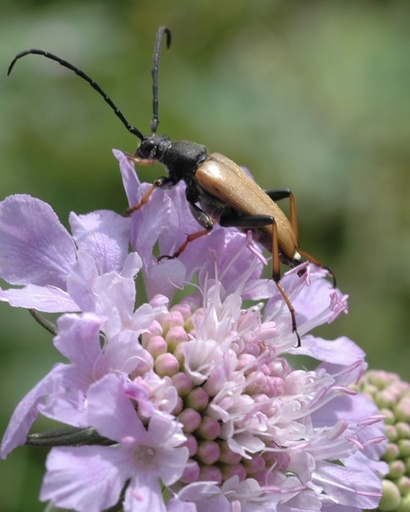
8, 26, 335, 346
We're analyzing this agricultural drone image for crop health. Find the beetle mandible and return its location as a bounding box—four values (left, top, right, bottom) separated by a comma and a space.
8, 26, 335, 346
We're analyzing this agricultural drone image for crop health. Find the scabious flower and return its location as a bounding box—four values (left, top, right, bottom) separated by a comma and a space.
0, 150, 387, 511
355, 370, 410, 512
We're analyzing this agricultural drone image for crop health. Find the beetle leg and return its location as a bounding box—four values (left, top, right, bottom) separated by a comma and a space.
265, 190, 336, 287
220, 213, 300, 346
158, 198, 214, 260
124, 176, 174, 216
268, 218, 300, 346
274, 280, 300, 346
264, 188, 298, 245
188, 202, 214, 230
219, 214, 273, 228
159, 228, 211, 260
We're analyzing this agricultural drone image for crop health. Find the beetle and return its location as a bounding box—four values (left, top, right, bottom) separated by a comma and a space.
8, 26, 334, 346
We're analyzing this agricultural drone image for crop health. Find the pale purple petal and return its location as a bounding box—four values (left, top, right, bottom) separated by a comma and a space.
41, 445, 133, 512
175, 482, 230, 512
125, 472, 167, 512
39, 365, 90, 427
0, 195, 76, 288
311, 393, 387, 461
115, 149, 141, 208
53, 313, 103, 374
156, 181, 204, 257
66, 250, 99, 312
66, 251, 140, 324
99, 329, 153, 376
294, 268, 348, 326
168, 497, 197, 512
125, 178, 173, 263
145, 414, 188, 485
130, 301, 156, 333
194, 229, 269, 299
144, 258, 187, 300
122, 252, 144, 278
293, 335, 366, 365
69, 210, 131, 274
87, 374, 147, 442
1, 364, 66, 457
93, 272, 139, 333
0, 283, 78, 312
313, 458, 383, 509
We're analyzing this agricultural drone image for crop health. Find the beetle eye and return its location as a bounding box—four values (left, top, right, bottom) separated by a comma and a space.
135, 139, 156, 159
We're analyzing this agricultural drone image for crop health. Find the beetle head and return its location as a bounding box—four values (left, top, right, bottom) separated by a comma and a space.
134, 134, 172, 163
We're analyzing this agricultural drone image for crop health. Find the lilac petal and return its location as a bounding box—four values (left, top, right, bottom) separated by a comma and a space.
156, 182, 204, 257
293, 336, 366, 365
40, 445, 133, 512
1, 364, 67, 457
115, 149, 141, 208
293, 268, 348, 325
122, 252, 143, 278
131, 185, 173, 262
194, 228, 269, 299
66, 251, 139, 323
39, 365, 90, 427
168, 498, 197, 512
0, 283, 78, 312
94, 273, 138, 334
53, 313, 103, 373
144, 258, 187, 301
99, 328, 153, 376
66, 250, 99, 312
130, 301, 156, 333
125, 472, 167, 512
146, 414, 188, 485
69, 210, 131, 275
114, 149, 198, 264
87, 374, 147, 442
311, 393, 387, 461
0, 195, 76, 288
313, 457, 383, 509
120, 156, 173, 260
175, 481, 230, 511
322, 506, 361, 512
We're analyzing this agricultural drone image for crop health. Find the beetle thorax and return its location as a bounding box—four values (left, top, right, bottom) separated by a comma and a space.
163, 140, 208, 183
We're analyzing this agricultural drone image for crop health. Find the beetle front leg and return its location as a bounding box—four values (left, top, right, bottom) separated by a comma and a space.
159, 201, 214, 260
124, 176, 174, 216
159, 228, 211, 260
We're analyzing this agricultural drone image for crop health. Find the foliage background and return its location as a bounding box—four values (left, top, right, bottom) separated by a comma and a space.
0, 0, 409, 510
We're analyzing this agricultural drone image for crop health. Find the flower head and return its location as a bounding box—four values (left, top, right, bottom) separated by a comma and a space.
0, 150, 386, 511
355, 370, 410, 512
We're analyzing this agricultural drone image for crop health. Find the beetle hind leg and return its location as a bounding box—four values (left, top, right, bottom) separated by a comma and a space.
220, 213, 301, 346
274, 280, 301, 347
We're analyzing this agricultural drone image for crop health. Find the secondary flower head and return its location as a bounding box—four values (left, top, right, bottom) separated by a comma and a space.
0, 150, 387, 511
355, 370, 410, 512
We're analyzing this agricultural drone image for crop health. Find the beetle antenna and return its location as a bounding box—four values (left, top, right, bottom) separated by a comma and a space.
150, 26, 171, 134
7, 49, 145, 141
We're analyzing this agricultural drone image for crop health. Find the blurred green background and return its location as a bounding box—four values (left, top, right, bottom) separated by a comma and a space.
1, 0, 409, 510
